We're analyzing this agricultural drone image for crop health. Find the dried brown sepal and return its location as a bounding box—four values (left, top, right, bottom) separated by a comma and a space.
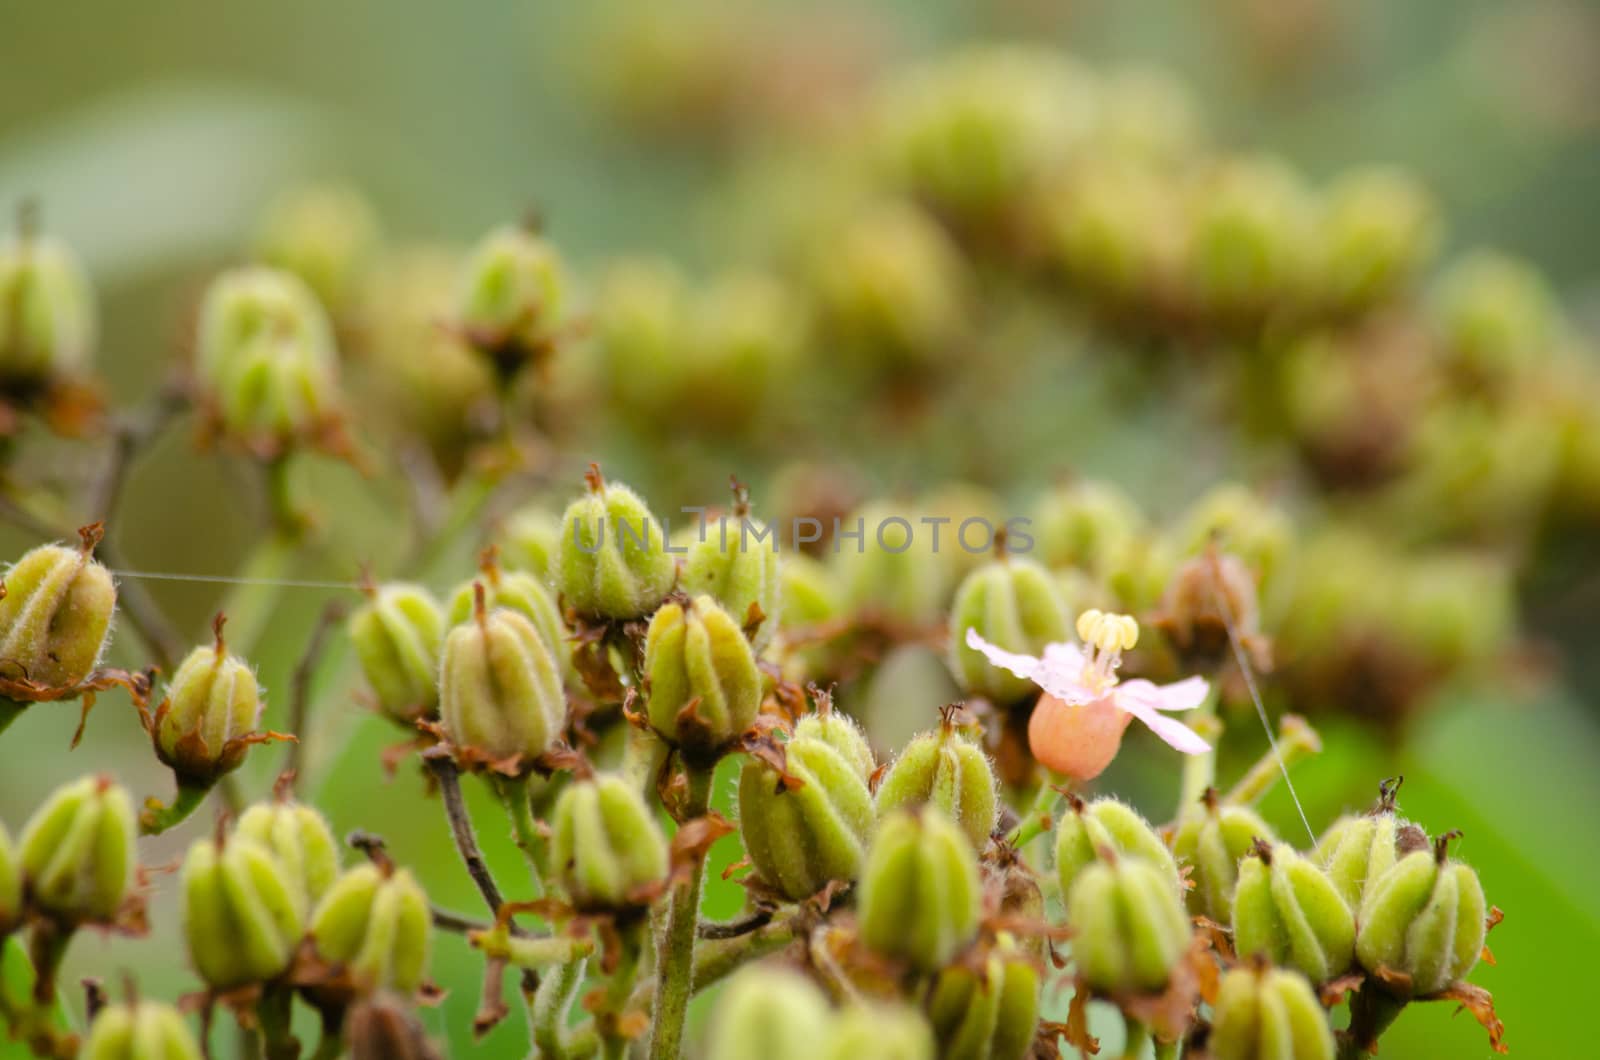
1482, 906, 1505, 965
738, 729, 806, 793
721, 856, 752, 883
667, 811, 736, 888
0, 664, 152, 708
1087, 930, 1206, 1042
1320, 971, 1366, 1009
415, 717, 579, 781
472, 957, 510, 1038
1433, 980, 1508, 1054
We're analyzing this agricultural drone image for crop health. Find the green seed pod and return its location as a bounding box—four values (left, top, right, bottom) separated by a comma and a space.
496, 506, 561, 582
181, 835, 305, 988
776, 553, 845, 680
643, 594, 762, 759
1173, 797, 1276, 920
548, 772, 669, 913
874, 720, 997, 853
349, 582, 446, 725
152, 622, 264, 784
858, 807, 983, 972
793, 709, 875, 783
446, 562, 570, 681
557, 469, 676, 620
0, 821, 19, 937
82, 1001, 203, 1060
1311, 779, 1424, 911
254, 183, 381, 315
1042, 158, 1183, 303
926, 934, 1040, 1060
827, 1002, 935, 1060
1183, 156, 1314, 317
1031, 480, 1144, 577
0, 535, 116, 693
1316, 166, 1438, 312
1232, 842, 1355, 984
738, 715, 875, 900
310, 864, 433, 995
1067, 856, 1191, 996
439, 593, 566, 764
1355, 837, 1486, 996
0, 226, 96, 383
1175, 484, 1294, 616
832, 502, 950, 627
1431, 250, 1560, 386
706, 966, 831, 1060
948, 554, 1070, 705
1092, 68, 1203, 163
593, 256, 684, 425
235, 798, 341, 908
18, 775, 136, 922
1209, 964, 1335, 1060
680, 497, 782, 653
454, 224, 567, 375
678, 269, 804, 432
1056, 797, 1180, 899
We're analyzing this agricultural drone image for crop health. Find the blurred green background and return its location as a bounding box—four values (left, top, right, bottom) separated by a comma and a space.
3, 1, 1599, 1056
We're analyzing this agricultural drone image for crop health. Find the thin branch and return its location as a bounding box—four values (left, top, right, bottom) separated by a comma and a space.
422, 748, 524, 936
431, 907, 492, 934
697, 909, 773, 940
283, 599, 347, 787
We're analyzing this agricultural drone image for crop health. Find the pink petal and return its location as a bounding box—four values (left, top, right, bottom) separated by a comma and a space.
1117, 676, 1210, 713
965, 629, 1094, 704
1114, 693, 1212, 754
964, 628, 1042, 682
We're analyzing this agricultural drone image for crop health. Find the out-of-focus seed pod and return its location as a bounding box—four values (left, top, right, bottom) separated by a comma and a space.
705, 966, 832, 1060
680, 269, 804, 432
832, 501, 950, 627
1174, 484, 1294, 616
0, 535, 116, 692
349, 582, 446, 725
1311, 778, 1424, 912
18, 775, 136, 922
593, 256, 688, 425
827, 1002, 935, 1060
235, 799, 341, 908
1173, 796, 1277, 920
738, 712, 874, 900
496, 505, 561, 582
82, 1001, 202, 1060
1154, 550, 1264, 668
681, 491, 782, 652
0, 225, 96, 384
1042, 158, 1184, 303
1055, 797, 1179, 899
874, 719, 998, 853
1031, 480, 1144, 577
1355, 836, 1486, 996
447, 562, 570, 681
1092, 68, 1203, 163
948, 554, 1069, 705
310, 863, 432, 995
548, 773, 669, 913
926, 934, 1040, 1060
345, 992, 444, 1060
254, 183, 381, 315
181, 835, 305, 988
557, 470, 676, 621
858, 807, 982, 972
777, 552, 846, 680
1209, 964, 1335, 1060
1067, 856, 1191, 996
453, 224, 567, 377
1316, 166, 1438, 312
0, 821, 20, 937
1183, 157, 1314, 319
1232, 842, 1355, 984
643, 594, 761, 760
151, 622, 264, 784
439, 593, 566, 765
1431, 250, 1560, 387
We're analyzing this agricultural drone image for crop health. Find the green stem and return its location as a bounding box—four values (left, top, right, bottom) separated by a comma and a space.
648, 767, 713, 1060
1338, 984, 1406, 1060
621, 724, 662, 793
308, 1027, 343, 1060
0, 698, 24, 738
495, 775, 546, 896
1007, 772, 1065, 851
1224, 714, 1322, 807
255, 984, 299, 1060
533, 956, 590, 1059
1175, 688, 1223, 821
25, 920, 71, 1007
599, 921, 647, 1060
1153, 1038, 1180, 1060
691, 919, 795, 993
139, 778, 214, 836
1121, 1016, 1150, 1060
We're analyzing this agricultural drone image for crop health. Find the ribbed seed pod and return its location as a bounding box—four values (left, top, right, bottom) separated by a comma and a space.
1031, 480, 1145, 577
253, 183, 380, 314
947, 555, 1070, 705
18, 775, 136, 923
0, 228, 96, 384
681, 503, 782, 653
453, 224, 567, 375
926, 934, 1041, 1060
310, 864, 432, 995
1173, 798, 1276, 920
1355, 837, 1487, 996
832, 502, 949, 627
643, 595, 762, 760
181, 836, 305, 988
1067, 857, 1191, 996
447, 565, 570, 680
0, 538, 116, 692
152, 625, 263, 784
496, 506, 561, 582
1209, 964, 1335, 1060
858, 807, 983, 972
349, 583, 446, 724
1312, 780, 1424, 912
706, 966, 832, 1060
548, 773, 669, 913
1056, 797, 1180, 899
826, 1002, 935, 1060
556, 470, 676, 620
235, 799, 341, 908
874, 721, 998, 853
82, 1001, 203, 1060
793, 710, 875, 782
439, 596, 566, 764
1232, 843, 1355, 984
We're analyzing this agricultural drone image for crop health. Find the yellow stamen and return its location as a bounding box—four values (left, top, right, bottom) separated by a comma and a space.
1075, 609, 1139, 694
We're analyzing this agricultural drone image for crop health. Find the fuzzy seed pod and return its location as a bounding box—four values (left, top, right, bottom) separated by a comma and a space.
345, 992, 444, 1060
681, 505, 782, 653
235, 799, 341, 908
82, 1001, 202, 1060
181, 835, 305, 988
1311, 781, 1423, 912
1042, 158, 1183, 303
0, 228, 96, 384
310, 864, 432, 995
439, 598, 566, 764
548, 773, 669, 913
1173, 798, 1276, 920
948, 555, 1070, 705
454, 225, 567, 375
643, 595, 761, 759
858, 807, 983, 972
1183, 156, 1313, 317
18, 775, 136, 923
874, 721, 998, 853
1067, 856, 1191, 996
254, 183, 380, 315
1431, 250, 1559, 385
0, 537, 116, 693
1056, 797, 1180, 899
496, 506, 561, 582
1232, 843, 1355, 984
832, 501, 949, 627
1031, 480, 1145, 577
1209, 964, 1335, 1060
152, 625, 264, 784
557, 471, 676, 620
1355, 838, 1486, 996
1316, 166, 1437, 312
776, 553, 845, 679
926, 934, 1040, 1060
739, 715, 875, 900
349, 583, 446, 724
706, 966, 831, 1060
447, 566, 570, 680
793, 710, 875, 782
826, 1002, 935, 1060
0, 822, 19, 937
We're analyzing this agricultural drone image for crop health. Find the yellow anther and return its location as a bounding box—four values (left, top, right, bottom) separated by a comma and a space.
1075, 608, 1105, 644
1076, 609, 1139, 654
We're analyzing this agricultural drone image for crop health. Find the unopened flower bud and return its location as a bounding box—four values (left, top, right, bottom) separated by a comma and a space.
875, 719, 998, 853
643, 594, 761, 760
151, 620, 265, 784
181, 835, 305, 988
706, 966, 831, 1060
254, 184, 380, 315
739, 714, 875, 901
82, 1001, 202, 1060
1431, 250, 1559, 385
557, 469, 676, 620
345, 992, 444, 1060
548, 773, 669, 913
454, 224, 567, 376
0, 224, 96, 384
439, 594, 566, 764
1067, 856, 1191, 995
1355, 835, 1486, 996
1209, 964, 1335, 1060
447, 561, 570, 681
18, 775, 136, 922
926, 934, 1040, 1060
0, 535, 116, 692
235, 799, 341, 907
858, 807, 982, 971
681, 492, 782, 652
1311, 778, 1424, 911
827, 1002, 935, 1060
1173, 796, 1276, 920
1055, 797, 1179, 899
311, 864, 433, 995
832, 502, 949, 627
1031, 480, 1144, 577
1317, 166, 1438, 312
0, 821, 19, 937
1183, 157, 1314, 317
496, 506, 561, 582
948, 555, 1070, 705
1232, 842, 1355, 984
349, 583, 446, 724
